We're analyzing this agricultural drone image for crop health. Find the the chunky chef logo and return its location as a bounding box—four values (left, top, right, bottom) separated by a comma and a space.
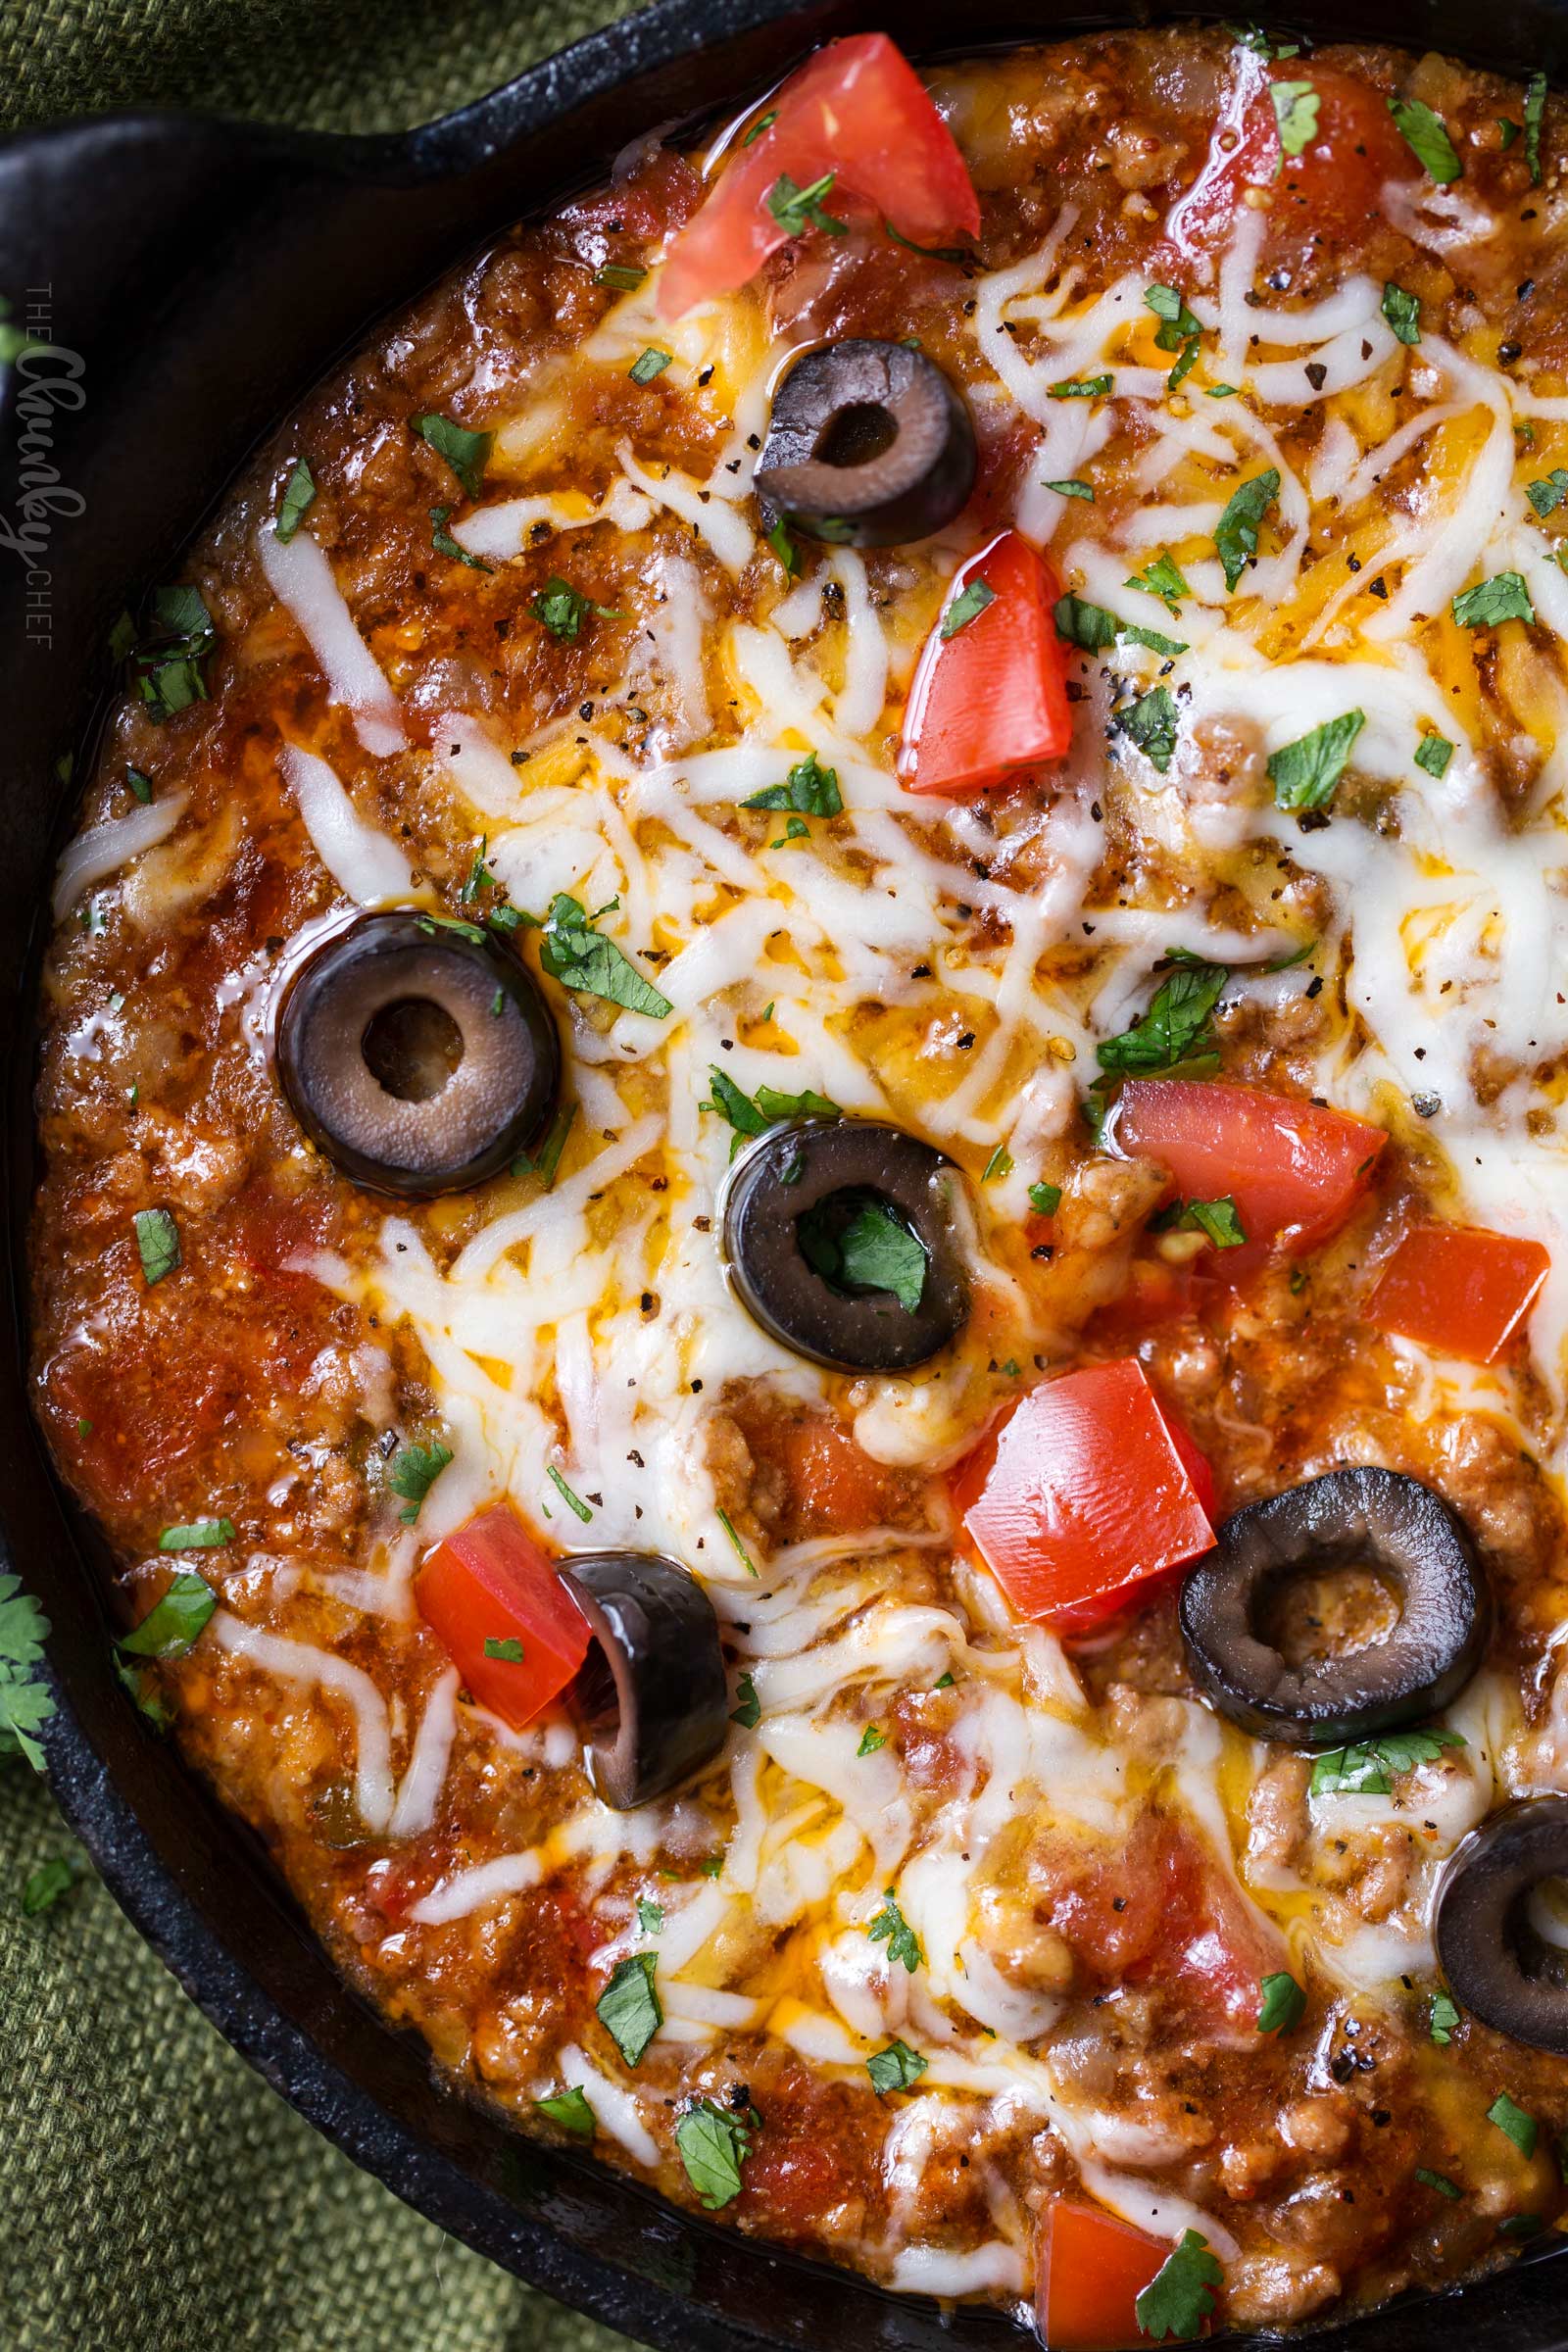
1, 285, 84, 651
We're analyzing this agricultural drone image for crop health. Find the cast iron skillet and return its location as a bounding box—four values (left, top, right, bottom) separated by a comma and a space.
5, 1, 1568, 2344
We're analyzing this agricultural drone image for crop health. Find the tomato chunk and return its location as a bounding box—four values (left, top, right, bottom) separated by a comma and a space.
898, 531, 1072, 795
1114, 1078, 1386, 1260
1039, 2201, 1168, 2350
954, 1360, 1215, 1625
1168, 54, 1415, 260
658, 34, 979, 318
1368, 1223, 1550, 1364
415, 1502, 589, 1728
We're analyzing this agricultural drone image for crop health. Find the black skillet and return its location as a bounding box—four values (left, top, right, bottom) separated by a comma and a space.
4, 1, 1568, 2344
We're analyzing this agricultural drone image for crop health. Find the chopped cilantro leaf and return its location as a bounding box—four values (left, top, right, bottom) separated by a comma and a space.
1214, 468, 1281, 591
1452, 571, 1536, 628
120, 1570, 217, 1657
1127, 551, 1190, 609
1256, 1971, 1306, 2034
867, 1886, 921, 1972
1227, 23, 1300, 58
1310, 1726, 1465, 1796
1416, 2167, 1463, 2199
597, 1951, 662, 2066
512, 1101, 577, 1187
637, 1897, 664, 1934
547, 1465, 593, 1524
1489, 2091, 1538, 2157
1135, 2230, 1223, 2342
0, 1575, 56, 1771
629, 347, 673, 385
275, 458, 317, 541
1117, 684, 1180, 773
1382, 282, 1421, 345
857, 1725, 888, 1756
1527, 469, 1568, 516
1048, 374, 1112, 399
387, 1439, 453, 1524
531, 577, 620, 640
743, 752, 842, 815
730, 1673, 761, 1730
1045, 477, 1095, 500
1267, 709, 1366, 811
484, 1637, 524, 1662
1097, 959, 1228, 1076
594, 263, 647, 292
430, 506, 494, 572
1175, 1196, 1247, 1249
675, 2097, 755, 2208
716, 1510, 757, 1577
982, 1144, 1014, 1181
1526, 70, 1547, 185
414, 413, 492, 501
133, 1206, 180, 1285
126, 767, 154, 803
22, 1851, 90, 1917
801, 1199, 927, 1312
743, 109, 777, 144
1389, 95, 1462, 183
866, 2038, 928, 2093
765, 516, 799, 574
535, 2084, 595, 2136
766, 172, 846, 237
157, 1520, 233, 1554
942, 579, 996, 638
1415, 733, 1455, 778
1028, 1180, 1062, 1215
1430, 1989, 1461, 2044
539, 893, 672, 1017
1271, 79, 1321, 164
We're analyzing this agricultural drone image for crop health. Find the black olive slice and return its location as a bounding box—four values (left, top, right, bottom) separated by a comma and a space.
276, 911, 559, 1197
721, 1118, 968, 1373
755, 339, 977, 550
1436, 1799, 1568, 2053
562, 1552, 729, 1809
1178, 1468, 1490, 1747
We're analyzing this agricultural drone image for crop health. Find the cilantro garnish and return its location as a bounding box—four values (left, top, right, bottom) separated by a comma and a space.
512, 1101, 577, 1187
1489, 2091, 1538, 2158
1525, 70, 1547, 186
942, 579, 996, 639
133, 1206, 180, 1286
675, 2097, 756, 2208
1452, 571, 1536, 628
0, 1575, 55, 1771
595, 263, 647, 292
1527, 469, 1568, 516
866, 2038, 928, 2093
1416, 2166, 1462, 2199
716, 1510, 757, 1576
868, 1886, 922, 1972
1097, 957, 1228, 1077
1214, 468, 1281, 592
1029, 1180, 1062, 1215
130, 585, 217, 721
538, 893, 672, 1017
1267, 710, 1366, 812
629, 347, 672, 385
1430, 1989, 1461, 2044
1135, 2230, 1223, 2342
1256, 1971, 1306, 2034
1048, 374, 1112, 400
1389, 95, 1462, 183
157, 1520, 234, 1555
1147, 283, 1201, 389
857, 1725, 888, 1756
1310, 1726, 1464, 1796
275, 458, 317, 542
414, 413, 492, 501
597, 1951, 662, 2066
387, 1439, 453, 1525
1226, 24, 1300, 58
1170, 1196, 1247, 1249
126, 767, 153, 804
430, 507, 495, 573
743, 109, 777, 144
766, 172, 846, 238
743, 753, 843, 816
1055, 594, 1187, 660
983, 1144, 1013, 1181
1271, 79, 1320, 165
1382, 283, 1421, 346
535, 2084, 596, 2136
1116, 684, 1180, 773
1045, 478, 1095, 501
484, 1637, 524, 1662
1127, 552, 1190, 609
546, 1464, 593, 1524
730, 1673, 761, 1730
531, 577, 620, 640
765, 516, 799, 575
800, 1198, 927, 1312
703, 1068, 841, 1151
1415, 733, 1454, 778
637, 1897, 664, 1934
120, 1570, 217, 1658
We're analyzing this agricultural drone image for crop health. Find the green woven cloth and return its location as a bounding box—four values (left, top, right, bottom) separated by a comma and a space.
2, 0, 644, 134
3, 1764, 639, 2350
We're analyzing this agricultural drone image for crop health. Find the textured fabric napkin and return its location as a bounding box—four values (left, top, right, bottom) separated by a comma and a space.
7, 3, 651, 2342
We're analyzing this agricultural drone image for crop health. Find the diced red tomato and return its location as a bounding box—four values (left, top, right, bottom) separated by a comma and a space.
415, 1502, 589, 1729
1113, 1079, 1386, 1263
658, 34, 980, 318
1034, 1811, 1281, 2034
1039, 2200, 1168, 2350
1368, 1223, 1551, 1364
777, 1415, 895, 1534
898, 531, 1073, 796
953, 1359, 1214, 1625
1167, 53, 1416, 260
1095, 1256, 1214, 1338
